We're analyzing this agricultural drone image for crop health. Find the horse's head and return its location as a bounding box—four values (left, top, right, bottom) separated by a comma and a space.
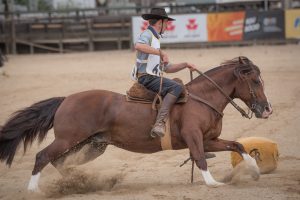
232, 57, 272, 119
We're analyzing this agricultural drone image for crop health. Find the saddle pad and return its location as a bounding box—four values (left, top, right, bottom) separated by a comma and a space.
127, 82, 156, 102
126, 78, 188, 104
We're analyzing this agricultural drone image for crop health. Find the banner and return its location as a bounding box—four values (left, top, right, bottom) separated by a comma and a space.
132, 14, 208, 44
285, 9, 300, 39
207, 11, 245, 42
243, 10, 285, 40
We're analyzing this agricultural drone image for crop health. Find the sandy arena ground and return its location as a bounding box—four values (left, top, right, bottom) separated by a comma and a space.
0, 45, 299, 200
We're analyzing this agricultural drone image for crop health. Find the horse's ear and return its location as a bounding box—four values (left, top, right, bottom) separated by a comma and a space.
239, 56, 246, 65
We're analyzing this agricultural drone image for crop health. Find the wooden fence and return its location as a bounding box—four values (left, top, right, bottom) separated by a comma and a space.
0, 12, 132, 54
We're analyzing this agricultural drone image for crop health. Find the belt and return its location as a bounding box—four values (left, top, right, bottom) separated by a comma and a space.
137, 73, 148, 78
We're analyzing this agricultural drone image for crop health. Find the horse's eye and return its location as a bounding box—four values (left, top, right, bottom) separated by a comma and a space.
253, 79, 260, 85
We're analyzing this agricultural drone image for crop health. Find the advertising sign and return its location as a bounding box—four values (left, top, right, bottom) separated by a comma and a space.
132, 14, 208, 44
285, 9, 300, 39
207, 11, 245, 42
243, 10, 285, 40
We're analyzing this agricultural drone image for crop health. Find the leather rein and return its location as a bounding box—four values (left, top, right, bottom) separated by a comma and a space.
188, 69, 254, 119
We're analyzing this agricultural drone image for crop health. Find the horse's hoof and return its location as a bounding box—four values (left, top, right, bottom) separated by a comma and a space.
251, 172, 260, 181
207, 181, 225, 187
27, 187, 41, 193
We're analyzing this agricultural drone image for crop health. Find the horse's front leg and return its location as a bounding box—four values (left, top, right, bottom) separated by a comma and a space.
181, 128, 224, 187
204, 138, 260, 181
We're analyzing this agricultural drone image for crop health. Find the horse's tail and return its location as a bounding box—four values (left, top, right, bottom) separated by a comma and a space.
0, 97, 65, 166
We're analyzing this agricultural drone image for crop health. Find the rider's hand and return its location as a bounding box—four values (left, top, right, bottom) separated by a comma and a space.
186, 63, 197, 71
160, 51, 169, 65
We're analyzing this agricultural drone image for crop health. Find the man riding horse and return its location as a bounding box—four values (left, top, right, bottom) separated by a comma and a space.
133, 8, 197, 138
0, 8, 273, 192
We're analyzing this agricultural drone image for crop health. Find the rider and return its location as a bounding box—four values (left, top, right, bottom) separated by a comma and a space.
133, 8, 197, 138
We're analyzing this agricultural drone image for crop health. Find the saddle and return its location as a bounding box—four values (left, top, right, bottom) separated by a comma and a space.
126, 78, 188, 105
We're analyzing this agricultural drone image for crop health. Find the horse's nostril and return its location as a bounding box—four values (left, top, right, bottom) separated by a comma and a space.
265, 106, 270, 112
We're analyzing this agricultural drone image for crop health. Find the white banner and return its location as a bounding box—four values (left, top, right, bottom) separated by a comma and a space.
132, 14, 208, 44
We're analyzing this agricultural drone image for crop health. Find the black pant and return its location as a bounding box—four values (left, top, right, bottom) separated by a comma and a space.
138, 74, 183, 98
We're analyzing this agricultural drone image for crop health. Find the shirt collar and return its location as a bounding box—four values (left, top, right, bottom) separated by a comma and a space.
147, 26, 160, 39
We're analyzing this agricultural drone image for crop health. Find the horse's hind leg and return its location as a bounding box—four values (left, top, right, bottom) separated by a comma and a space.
51, 140, 108, 175
51, 134, 108, 175
28, 139, 73, 192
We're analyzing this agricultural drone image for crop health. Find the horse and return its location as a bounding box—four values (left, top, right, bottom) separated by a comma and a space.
0, 56, 272, 192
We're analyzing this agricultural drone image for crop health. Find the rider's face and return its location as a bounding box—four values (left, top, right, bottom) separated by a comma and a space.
160, 19, 168, 34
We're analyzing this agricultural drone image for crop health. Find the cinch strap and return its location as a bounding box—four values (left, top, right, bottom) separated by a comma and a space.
160, 119, 173, 150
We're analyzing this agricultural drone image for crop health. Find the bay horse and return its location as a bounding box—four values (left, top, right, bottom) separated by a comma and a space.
0, 57, 272, 192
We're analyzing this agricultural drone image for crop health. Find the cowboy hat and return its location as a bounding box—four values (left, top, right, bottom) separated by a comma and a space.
142, 8, 175, 21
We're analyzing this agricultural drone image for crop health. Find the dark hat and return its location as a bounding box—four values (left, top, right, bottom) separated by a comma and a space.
142, 8, 175, 21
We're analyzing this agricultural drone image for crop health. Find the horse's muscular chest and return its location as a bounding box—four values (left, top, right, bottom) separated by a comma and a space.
203, 118, 223, 140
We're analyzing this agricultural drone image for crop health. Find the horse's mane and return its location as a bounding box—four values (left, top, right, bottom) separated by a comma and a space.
221, 56, 260, 77
205, 56, 260, 76
220, 56, 252, 67
187, 56, 260, 86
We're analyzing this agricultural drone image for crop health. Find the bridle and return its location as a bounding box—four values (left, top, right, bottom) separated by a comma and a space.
188, 68, 257, 119
244, 75, 259, 118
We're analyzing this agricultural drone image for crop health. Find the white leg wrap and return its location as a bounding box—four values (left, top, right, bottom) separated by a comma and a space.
27, 173, 41, 192
242, 153, 258, 167
242, 153, 260, 180
201, 169, 224, 187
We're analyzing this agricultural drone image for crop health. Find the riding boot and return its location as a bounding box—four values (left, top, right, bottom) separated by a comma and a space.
151, 93, 178, 138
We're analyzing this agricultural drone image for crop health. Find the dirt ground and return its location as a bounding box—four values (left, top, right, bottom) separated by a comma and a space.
0, 44, 299, 200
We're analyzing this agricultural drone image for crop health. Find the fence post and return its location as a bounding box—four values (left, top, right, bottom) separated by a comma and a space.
87, 19, 94, 51
8, 0, 16, 54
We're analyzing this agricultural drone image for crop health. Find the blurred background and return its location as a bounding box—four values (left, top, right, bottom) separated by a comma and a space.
0, 3, 300, 199
0, 0, 299, 54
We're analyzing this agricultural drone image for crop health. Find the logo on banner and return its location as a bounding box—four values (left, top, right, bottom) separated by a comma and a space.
163, 21, 177, 39
263, 17, 281, 32
141, 21, 149, 32
166, 21, 176, 32
184, 18, 201, 38
245, 17, 260, 33
186, 19, 198, 31
225, 19, 244, 36
295, 17, 300, 28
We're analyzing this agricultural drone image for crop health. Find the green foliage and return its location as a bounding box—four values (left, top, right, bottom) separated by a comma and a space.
15, 0, 28, 6
38, 0, 52, 11
14, 0, 52, 11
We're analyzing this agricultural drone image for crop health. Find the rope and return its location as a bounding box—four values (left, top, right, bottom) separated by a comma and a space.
152, 49, 164, 110
179, 156, 195, 184
188, 93, 224, 117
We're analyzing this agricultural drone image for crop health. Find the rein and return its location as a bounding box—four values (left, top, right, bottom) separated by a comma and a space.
188, 93, 224, 117
188, 69, 253, 119
151, 50, 164, 110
